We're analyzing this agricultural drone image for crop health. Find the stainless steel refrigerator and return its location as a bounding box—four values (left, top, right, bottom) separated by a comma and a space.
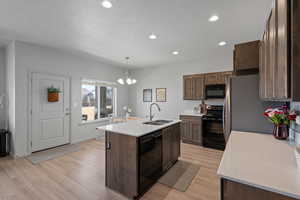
224, 74, 285, 142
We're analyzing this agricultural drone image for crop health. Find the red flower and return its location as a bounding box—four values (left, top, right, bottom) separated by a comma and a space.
274, 111, 284, 115
288, 114, 297, 121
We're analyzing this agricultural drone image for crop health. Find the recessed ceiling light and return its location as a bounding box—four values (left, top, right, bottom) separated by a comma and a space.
209, 15, 219, 22
218, 41, 227, 46
172, 51, 179, 55
101, 0, 112, 8
149, 34, 157, 40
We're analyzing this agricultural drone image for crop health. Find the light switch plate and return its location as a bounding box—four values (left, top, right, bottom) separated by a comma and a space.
296, 116, 300, 125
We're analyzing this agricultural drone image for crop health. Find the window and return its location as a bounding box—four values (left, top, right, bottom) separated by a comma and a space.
81, 80, 117, 122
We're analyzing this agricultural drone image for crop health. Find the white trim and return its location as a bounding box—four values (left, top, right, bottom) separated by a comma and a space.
27, 70, 72, 155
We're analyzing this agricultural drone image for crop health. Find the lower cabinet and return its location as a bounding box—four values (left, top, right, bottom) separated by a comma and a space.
105, 123, 181, 199
221, 179, 297, 200
180, 115, 202, 145
162, 123, 181, 171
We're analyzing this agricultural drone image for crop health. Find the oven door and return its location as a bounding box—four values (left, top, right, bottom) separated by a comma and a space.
205, 84, 226, 99
139, 131, 162, 194
202, 118, 225, 150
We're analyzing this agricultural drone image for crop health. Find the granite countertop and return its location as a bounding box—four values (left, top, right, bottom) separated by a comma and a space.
96, 119, 181, 137
217, 131, 300, 199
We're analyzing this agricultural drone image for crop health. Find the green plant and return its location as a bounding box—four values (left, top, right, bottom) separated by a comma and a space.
264, 106, 297, 125
47, 86, 61, 93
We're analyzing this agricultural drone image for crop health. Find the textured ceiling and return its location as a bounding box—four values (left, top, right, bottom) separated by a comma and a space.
0, 0, 272, 68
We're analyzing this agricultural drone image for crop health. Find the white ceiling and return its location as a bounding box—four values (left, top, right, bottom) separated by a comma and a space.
0, 0, 272, 68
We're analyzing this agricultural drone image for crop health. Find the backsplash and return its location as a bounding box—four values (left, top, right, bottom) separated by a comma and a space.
291, 102, 300, 144
291, 102, 300, 131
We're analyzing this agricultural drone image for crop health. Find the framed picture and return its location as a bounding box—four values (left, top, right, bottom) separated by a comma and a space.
156, 88, 167, 102
143, 89, 152, 102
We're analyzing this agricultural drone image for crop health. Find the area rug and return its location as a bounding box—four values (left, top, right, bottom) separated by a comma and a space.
158, 160, 200, 192
26, 144, 80, 164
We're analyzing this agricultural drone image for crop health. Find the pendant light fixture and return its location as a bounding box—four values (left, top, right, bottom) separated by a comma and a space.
117, 57, 137, 85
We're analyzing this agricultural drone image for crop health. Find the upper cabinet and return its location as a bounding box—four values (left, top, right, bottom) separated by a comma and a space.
183, 74, 205, 100
183, 71, 232, 100
234, 41, 260, 75
259, 0, 300, 101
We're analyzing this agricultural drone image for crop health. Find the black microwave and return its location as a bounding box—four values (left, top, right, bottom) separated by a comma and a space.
205, 84, 226, 99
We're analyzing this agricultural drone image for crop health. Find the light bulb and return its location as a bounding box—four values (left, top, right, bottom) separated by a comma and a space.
126, 78, 132, 85
102, 0, 112, 8
117, 78, 124, 85
209, 15, 219, 22
132, 79, 137, 84
218, 41, 227, 46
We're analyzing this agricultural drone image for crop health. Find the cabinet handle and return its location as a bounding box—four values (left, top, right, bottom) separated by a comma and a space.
106, 142, 111, 150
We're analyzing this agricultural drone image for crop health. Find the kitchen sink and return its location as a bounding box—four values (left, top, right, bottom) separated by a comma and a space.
143, 120, 173, 125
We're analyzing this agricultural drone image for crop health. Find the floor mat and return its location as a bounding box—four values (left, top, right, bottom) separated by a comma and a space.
158, 160, 200, 192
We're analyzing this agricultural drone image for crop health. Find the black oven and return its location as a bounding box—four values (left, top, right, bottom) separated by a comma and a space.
205, 84, 225, 99
139, 131, 162, 194
202, 105, 225, 150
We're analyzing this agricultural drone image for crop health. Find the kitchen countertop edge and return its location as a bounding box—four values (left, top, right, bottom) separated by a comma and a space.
97, 119, 181, 137
217, 131, 300, 200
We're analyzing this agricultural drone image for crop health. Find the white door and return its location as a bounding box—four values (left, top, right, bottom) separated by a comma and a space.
31, 73, 70, 152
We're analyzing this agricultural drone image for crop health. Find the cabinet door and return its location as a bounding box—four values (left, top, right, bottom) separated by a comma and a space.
190, 120, 202, 145
105, 132, 138, 198
205, 73, 219, 85
265, 11, 275, 99
194, 75, 205, 100
181, 119, 191, 141
275, 0, 289, 99
171, 124, 181, 163
183, 76, 194, 100
162, 127, 172, 171
259, 33, 267, 99
234, 41, 260, 71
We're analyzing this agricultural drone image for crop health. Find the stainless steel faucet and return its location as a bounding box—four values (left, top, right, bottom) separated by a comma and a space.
149, 103, 161, 121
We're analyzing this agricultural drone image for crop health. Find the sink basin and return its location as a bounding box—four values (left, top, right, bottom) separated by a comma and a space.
154, 120, 173, 123
143, 120, 173, 125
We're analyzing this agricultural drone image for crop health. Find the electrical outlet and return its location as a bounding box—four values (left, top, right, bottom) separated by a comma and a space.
296, 116, 300, 125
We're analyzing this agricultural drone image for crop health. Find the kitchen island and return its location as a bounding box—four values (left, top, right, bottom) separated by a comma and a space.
218, 131, 300, 200
97, 119, 181, 199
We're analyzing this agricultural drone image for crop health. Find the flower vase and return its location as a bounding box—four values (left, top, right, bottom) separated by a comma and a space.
273, 124, 289, 140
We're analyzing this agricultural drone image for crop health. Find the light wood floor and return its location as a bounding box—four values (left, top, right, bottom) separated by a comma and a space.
0, 139, 223, 200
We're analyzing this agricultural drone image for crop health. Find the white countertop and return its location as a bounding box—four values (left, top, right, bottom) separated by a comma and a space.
218, 131, 300, 199
96, 119, 181, 137
180, 112, 204, 117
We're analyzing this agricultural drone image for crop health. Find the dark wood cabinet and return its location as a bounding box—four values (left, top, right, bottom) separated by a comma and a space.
205, 73, 219, 85
221, 179, 297, 200
194, 75, 205, 100
234, 41, 260, 75
183, 71, 232, 100
105, 123, 181, 199
163, 124, 181, 171
183, 75, 204, 100
218, 72, 233, 84
259, 0, 300, 101
171, 124, 181, 163
180, 115, 202, 145
183, 76, 194, 100
105, 132, 138, 198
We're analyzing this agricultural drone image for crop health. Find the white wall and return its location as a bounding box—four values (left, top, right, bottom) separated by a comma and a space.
129, 57, 233, 119
12, 41, 129, 157
0, 47, 6, 129
5, 42, 16, 155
